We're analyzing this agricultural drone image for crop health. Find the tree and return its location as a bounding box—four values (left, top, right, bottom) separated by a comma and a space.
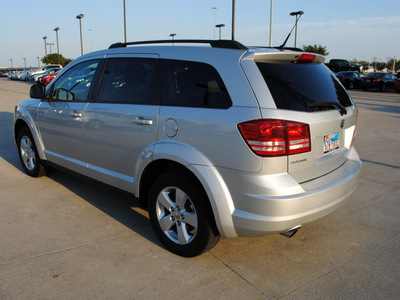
302, 44, 329, 56
358, 60, 370, 71
41, 54, 73, 67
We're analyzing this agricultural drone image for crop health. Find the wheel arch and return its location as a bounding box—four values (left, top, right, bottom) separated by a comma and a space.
14, 114, 46, 161
137, 142, 238, 238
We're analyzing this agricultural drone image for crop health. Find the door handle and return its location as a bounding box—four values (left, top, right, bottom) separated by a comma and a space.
132, 117, 153, 125
70, 111, 83, 118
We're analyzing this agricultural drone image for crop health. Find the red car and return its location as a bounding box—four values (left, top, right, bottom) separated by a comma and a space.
39, 72, 58, 85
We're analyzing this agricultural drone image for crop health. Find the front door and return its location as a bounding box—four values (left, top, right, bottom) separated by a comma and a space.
37, 59, 100, 174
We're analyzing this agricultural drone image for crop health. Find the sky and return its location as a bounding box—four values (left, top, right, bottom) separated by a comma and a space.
1, 0, 399, 68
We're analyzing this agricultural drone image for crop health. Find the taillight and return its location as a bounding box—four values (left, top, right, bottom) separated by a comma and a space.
238, 119, 311, 157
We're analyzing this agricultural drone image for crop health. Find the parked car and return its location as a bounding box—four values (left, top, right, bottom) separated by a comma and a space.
362, 72, 397, 92
326, 59, 361, 73
27, 64, 62, 78
30, 68, 61, 82
14, 39, 361, 257
336, 71, 365, 89
39, 72, 58, 85
395, 78, 400, 93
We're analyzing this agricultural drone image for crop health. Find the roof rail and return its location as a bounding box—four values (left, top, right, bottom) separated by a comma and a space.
108, 39, 248, 50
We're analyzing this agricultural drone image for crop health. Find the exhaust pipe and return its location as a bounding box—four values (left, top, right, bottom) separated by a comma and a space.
280, 225, 302, 238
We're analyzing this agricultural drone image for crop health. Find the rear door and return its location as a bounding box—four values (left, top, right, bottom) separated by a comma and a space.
242, 52, 358, 182
83, 55, 160, 192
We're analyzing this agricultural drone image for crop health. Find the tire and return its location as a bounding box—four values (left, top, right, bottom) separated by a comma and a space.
17, 127, 46, 177
148, 171, 220, 257
349, 81, 354, 89
381, 84, 386, 92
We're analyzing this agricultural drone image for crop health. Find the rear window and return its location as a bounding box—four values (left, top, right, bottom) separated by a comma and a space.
256, 62, 353, 112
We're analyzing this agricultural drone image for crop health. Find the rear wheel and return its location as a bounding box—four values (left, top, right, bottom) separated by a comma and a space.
17, 127, 46, 177
381, 84, 387, 92
349, 81, 354, 89
148, 171, 220, 257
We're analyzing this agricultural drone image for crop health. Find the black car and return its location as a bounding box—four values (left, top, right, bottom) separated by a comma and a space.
362, 72, 397, 92
336, 71, 365, 89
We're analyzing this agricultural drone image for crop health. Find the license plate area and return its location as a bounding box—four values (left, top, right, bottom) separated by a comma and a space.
324, 132, 339, 154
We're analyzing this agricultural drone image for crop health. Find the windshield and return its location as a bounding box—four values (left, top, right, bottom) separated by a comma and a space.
256, 62, 353, 112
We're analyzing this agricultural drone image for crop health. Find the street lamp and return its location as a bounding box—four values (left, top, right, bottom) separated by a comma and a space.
231, 0, 235, 40
76, 14, 84, 55
212, 7, 217, 40
290, 11, 304, 48
9, 59, 13, 70
43, 36, 48, 56
47, 43, 55, 54
170, 33, 176, 45
216, 24, 225, 40
23, 58, 26, 69
269, 0, 274, 46
37, 56, 40, 67
123, 0, 127, 43
54, 27, 60, 64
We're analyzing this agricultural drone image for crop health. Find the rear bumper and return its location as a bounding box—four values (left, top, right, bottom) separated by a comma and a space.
229, 148, 362, 237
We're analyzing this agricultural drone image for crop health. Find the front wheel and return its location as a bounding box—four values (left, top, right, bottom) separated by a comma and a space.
148, 171, 220, 257
17, 127, 46, 177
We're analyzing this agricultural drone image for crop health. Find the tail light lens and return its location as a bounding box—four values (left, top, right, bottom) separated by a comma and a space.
238, 119, 311, 157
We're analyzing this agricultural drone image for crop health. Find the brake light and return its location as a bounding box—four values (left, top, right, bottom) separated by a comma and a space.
238, 119, 311, 157
296, 53, 316, 64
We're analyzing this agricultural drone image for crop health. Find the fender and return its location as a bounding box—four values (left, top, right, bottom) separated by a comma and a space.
14, 101, 46, 161
134, 140, 238, 238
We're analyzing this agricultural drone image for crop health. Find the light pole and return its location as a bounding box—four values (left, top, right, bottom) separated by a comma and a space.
123, 0, 127, 43
212, 7, 217, 40
170, 33, 176, 45
269, 0, 273, 46
23, 58, 26, 69
37, 57, 40, 67
76, 14, 84, 55
9, 59, 13, 71
47, 43, 54, 54
54, 27, 60, 64
290, 11, 304, 48
216, 24, 225, 40
43, 36, 48, 56
231, 0, 235, 40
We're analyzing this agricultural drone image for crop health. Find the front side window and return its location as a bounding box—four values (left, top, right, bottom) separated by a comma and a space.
97, 58, 159, 105
51, 60, 99, 101
160, 59, 232, 109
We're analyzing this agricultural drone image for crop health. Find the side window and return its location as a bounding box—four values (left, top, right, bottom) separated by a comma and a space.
160, 59, 232, 109
97, 58, 160, 105
52, 60, 99, 101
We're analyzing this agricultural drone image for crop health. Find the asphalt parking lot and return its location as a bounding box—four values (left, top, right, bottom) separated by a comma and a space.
1, 78, 399, 299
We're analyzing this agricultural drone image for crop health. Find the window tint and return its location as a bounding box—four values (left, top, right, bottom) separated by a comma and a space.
256, 62, 353, 112
97, 58, 159, 105
160, 59, 232, 109
52, 60, 99, 101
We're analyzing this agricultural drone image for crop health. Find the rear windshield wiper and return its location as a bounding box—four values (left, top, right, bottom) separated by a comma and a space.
307, 102, 347, 116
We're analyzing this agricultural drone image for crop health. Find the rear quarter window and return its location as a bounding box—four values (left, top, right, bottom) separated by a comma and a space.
160, 59, 232, 109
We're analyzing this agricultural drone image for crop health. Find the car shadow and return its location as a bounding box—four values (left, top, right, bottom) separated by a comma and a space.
0, 110, 163, 250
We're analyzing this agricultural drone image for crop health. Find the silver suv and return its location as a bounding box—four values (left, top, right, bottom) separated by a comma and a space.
14, 40, 362, 257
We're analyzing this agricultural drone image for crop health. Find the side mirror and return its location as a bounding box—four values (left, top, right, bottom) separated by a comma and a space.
30, 84, 46, 99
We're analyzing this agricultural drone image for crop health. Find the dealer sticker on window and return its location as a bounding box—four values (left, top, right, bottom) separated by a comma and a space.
324, 132, 340, 154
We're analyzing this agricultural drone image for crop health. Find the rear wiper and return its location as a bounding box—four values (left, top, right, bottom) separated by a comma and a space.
307, 102, 348, 116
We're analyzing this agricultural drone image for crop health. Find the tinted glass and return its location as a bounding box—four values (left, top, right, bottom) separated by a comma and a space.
52, 60, 99, 101
97, 58, 159, 105
256, 62, 353, 112
160, 59, 232, 109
